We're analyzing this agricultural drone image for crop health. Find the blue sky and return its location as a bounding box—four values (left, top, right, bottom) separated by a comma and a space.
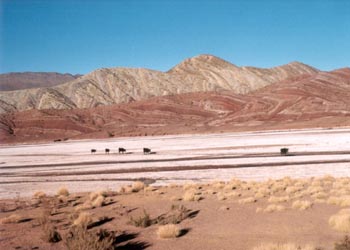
0, 0, 349, 74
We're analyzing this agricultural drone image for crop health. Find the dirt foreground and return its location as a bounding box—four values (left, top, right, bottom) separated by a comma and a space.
1, 176, 350, 250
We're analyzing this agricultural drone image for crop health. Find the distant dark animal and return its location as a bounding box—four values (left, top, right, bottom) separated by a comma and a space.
105, 148, 110, 154
280, 148, 289, 156
53, 139, 61, 142
143, 148, 151, 154
91, 149, 97, 154
119, 147, 126, 154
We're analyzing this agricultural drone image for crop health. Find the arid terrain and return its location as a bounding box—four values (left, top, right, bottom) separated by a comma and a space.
1, 66, 350, 144
1, 55, 350, 250
1, 128, 350, 249
1, 175, 350, 250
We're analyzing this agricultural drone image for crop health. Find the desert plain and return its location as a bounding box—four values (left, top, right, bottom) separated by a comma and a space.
1, 127, 350, 250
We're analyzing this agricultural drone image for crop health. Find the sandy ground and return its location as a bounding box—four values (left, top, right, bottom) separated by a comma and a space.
1, 127, 350, 199
0, 176, 349, 250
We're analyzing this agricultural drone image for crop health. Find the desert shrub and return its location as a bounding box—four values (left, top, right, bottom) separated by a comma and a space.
327, 196, 350, 207
1, 214, 22, 224
238, 197, 257, 204
92, 195, 105, 207
157, 224, 180, 239
311, 191, 328, 199
183, 189, 201, 202
292, 200, 313, 210
212, 181, 225, 189
285, 186, 302, 194
183, 182, 196, 190
263, 204, 286, 213
57, 187, 69, 197
75, 201, 93, 212
131, 181, 145, 192
118, 185, 133, 194
268, 196, 290, 203
65, 227, 114, 250
145, 186, 157, 192
129, 210, 152, 228
42, 223, 61, 243
216, 192, 227, 201
255, 192, 266, 199
57, 195, 68, 204
252, 242, 315, 250
157, 205, 192, 225
33, 191, 47, 199
307, 186, 324, 195
90, 192, 99, 201
329, 209, 350, 233
334, 235, 350, 250
73, 212, 93, 228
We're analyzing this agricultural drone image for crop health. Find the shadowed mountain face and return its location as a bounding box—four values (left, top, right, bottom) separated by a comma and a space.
0, 72, 81, 91
1, 68, 350, 143
0, 55, 318, 113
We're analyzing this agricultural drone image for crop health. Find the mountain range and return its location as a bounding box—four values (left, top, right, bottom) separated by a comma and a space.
0, 54, 349, 143
0, 72, 81, 91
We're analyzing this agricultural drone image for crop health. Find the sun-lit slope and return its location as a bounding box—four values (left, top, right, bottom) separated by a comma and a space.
0, 55, 318, 113
169, 55, 318, 94
218, 68, 350, 125
1, 68, 349, 143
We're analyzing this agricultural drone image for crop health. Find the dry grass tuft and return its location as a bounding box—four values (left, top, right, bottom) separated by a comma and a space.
145, 186, 157, 192
327, 196, 350, 207
129, 210, 152, 228
334, 235, 350, 250
33, 191, 47, 199
263, 204, 286, 213
292, 200, 313, 210
329, 209, 350, 233
157, 224, 181, 239
73, 212, 93, 228
1, 214, 22, 224
183, 182, 196, 190
89, 192, 99, 201
118, 185, 133, 194
216, 192, 227, 201
238, 197, 257, 204
252, 242, 316, 250
57, 187, 69, 197
65, 227, 114, 250
268, 196, 290, 203
41, 221, 61, 243
285, 186, 302, 195
183, 190, 201, 202
91, 195, 105, 207
311, 191, 328, 199
132, 181, 146, 192
74, 201, 93, 212
212, 181, 225, 189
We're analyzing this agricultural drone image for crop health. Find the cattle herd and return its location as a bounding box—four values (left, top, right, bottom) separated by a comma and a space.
91, 147, 153, 155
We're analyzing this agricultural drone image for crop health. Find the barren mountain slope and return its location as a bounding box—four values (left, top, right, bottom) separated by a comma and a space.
1, 68, 349, 143
0, 55, 318, 113
0, 72, 81, 91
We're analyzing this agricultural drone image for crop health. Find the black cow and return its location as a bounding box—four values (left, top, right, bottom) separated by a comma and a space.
119, 147, 126, 154
91, 149, 97, 154
105, 148, 110, 154
143, 148, 151, 154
